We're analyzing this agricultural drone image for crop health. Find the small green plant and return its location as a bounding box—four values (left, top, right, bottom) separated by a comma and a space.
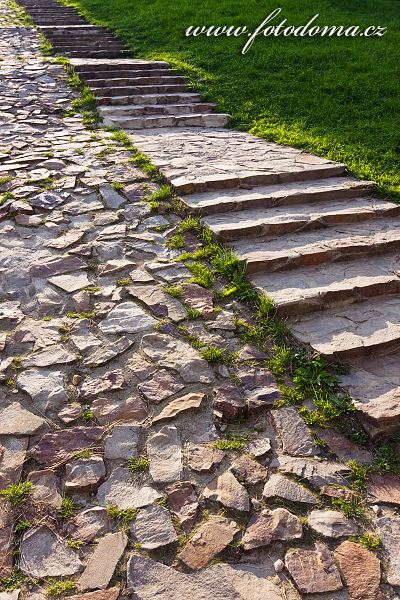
267, 345, 293, 376
357, 532, 381, 551
46, 579, 77, 597
42, 316, 52, 321
116, 277, 132, 287
274, 384, 305, 407
372, 442, 400, 475
187, 261, 215, 288
185, 307, 202, 320
348, 460, 369, 493
67, 538, 84, 550
0, 482, 32, 506
331, 497, 365, 520
0, 191, 15, 206
0, 569, 25, 591
72, 449, 94, 460
154, 496, 167, 507
82, 408, 94, 422
106, 504, 137, 530
111, 181, 124, 191
163, 284, 183, 298
0, 176, 12, 186
213, 432, 251, 452
200, 345, 226, 363
293, 354, 338, 391
58, 496, 77, 519
166, 233, 185, 249
11, 356, 22, 369
128, 456, 150, 473
66, 312, 95, 320
13, 520, 32, 534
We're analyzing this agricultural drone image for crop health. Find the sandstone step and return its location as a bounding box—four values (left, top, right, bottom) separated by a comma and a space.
92, 84, 188, 97
250, 254, 400, 317
102, 112, 230, 129
341, 353, 400, 438
99, 102, 216, 117
78, 69, 173, 80
85, 76, 186, 87
71, 59, 170, 71
172, 164, 347, 195
182, 177, 374, 215
63, 50, 130, 58
231, 218, 400, 274
94, 92, 202, 106
288, 295, 400, 360
203, 196, 399, 240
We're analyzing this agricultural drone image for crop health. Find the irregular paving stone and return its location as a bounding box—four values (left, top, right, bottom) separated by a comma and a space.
307, 509, 358, 538
69, 590, 120, 600
182, 283, 214, 316
376, 515, 400, 586
202, 470, 250, 512
242, 508, 302, 550
137, 369, 184, 403
30, 427, 105, 466
147, 261, 191, 284
0, 402, 48, 436
147, 425, 183, 484
0, 591, 20, 600
314, 427, 372, 464
165, 481, 199, 532
21, 346, 76, 368
262, 474, 318, 504
153, 391, 205, 423
237, 344, 267, 361
0, 437, 28, 488
270, 407, 318, 456
271, 455, 350, 487
367, 473, 400, 505
285, 542, 343, 594
335, 541, 382, 600
17, 368, 68, 414
245, 437, 272, 457
78, 532, 127, 591
235, 366, 281, 408
187, 444, 225, 473
66, 507, 112, 543
59, 403, 84, 424
79, 370, 125, 401
65, 457, 106, 493
104, 424, 141, 460
30, 255, 85, 278
31, 191, 66, 210
97, 467, 162, 509
213, 385, 245, 421
129, 285, 186, 322
141, 333, 214, 383
49, 272, 90, 293
91, 395, 148, 424
127, 353, 156, 380
321, 484, 356, 501
132, 504, 178, 550
0, 301, 24, 329
98, 302, 157, 334
20, 525, 82, 578
82, 337, 134, 367
230, 455, 268, 485
99, 184, 126, 209
0, 502, 13, 578
179, 516, 239, 570
29, 469, 62, 509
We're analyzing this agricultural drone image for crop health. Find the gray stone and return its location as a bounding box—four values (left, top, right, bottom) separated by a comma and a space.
82, 337, 134, 367
137, 369, 184, 403
78, 531, 127, 591
31, 191, 66, 209
98, 302, 156, 334
271, 455, 350, 487
97, 467, 162, 509
29, 469, 62, 509
17, 369, 67, 414
242, 508, 302, 550
65, 457, 106, 493
262, 474, 318, 504
79, 370, 125, 401
66, 507, 111, 543
22, 346, 76, 368
376, 515, 400, 586
99, 184, 126, 209
0, 402, 48, 436
147, 425, 183, 484
270, 407, 318, 456
104, 424, 141, 460
132, 504, 178, 550
0, 437, 28, 488
308, 509, 358, 538
165, 481, 199, 532
91, 395, 148, 425
30, 427, 105, 467
129, 285, 186, 322
230, 455, 267, 485
202, 470, 249, 512
49, 272, 90, 293
141, 333, 214, 383
20, 525, 82, 578
187, 444, 225, 473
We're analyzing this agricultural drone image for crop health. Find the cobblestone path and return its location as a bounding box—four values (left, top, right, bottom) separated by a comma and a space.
0, 1, 399, 599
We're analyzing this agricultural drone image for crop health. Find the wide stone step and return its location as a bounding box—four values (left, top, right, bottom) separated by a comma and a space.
63, 50, 130, 58
92, 83, 188, 97
288, 295, 400, 360
250, 254, 400, 317
70, 59, 170, 72
99, 102, 216, 117
231, 218, 400, 274
102, 113, 230, 129
79, 68, 173, 80
85, 76, 186, 87
94, 92, 202, 106
182, 177, 374, 215
203, 195, 392, 240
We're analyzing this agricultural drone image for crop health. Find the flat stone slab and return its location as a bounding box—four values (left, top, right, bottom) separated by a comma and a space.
147, 425, 183, 484
270, 407, 318, 456
78, 532, 127, 591
262, 474, 318, 504
131, 504, 178, 550
98, 302, 157, 334
179, 515, 239, 570
20, 526, 82, 578
97, 467, 162, 509
285, 542, 343, 595
307, 509, 358, 538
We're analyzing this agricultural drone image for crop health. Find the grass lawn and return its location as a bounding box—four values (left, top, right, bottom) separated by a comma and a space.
65, 0, 400, 198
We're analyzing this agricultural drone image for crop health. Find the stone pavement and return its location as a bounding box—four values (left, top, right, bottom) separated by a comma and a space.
0, 1, 400, 599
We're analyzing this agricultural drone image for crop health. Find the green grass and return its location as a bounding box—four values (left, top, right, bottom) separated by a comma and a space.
58, 496, 77, 519
63, 0, 399, 198
128, 455, 150, 473
0, 482, 32, 506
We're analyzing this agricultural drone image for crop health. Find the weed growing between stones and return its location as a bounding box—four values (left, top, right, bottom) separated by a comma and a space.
0, 569, 26, 592
372, 441, 400, 475
0, 482, 32, 506
163, 285, 183, 299
128, 456, 150, 473
45, 579, 77, 598
106, 504, 137, 531
58, 496, 77, 519
357, 532, 381, 551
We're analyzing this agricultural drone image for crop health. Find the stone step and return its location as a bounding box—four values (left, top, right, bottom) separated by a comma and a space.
341, 353, 400, 438
231, 217, 400, 274
78, 68, 173, 79
71, 59, 170, 72
203, 196, 399, 240
185, 177, 374, 216
94, 92, 202, 106
62, 50, 130, 58
99, 102, 216, 117
85, 76, 186, 87
172, 164, 347, 195
288, 294, 400, 360
92, 83, 188, 97
250, 254, 400, 317
102, 112, 230, 129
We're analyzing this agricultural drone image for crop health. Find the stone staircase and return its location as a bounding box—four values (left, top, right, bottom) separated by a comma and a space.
17, 0, 230, 128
